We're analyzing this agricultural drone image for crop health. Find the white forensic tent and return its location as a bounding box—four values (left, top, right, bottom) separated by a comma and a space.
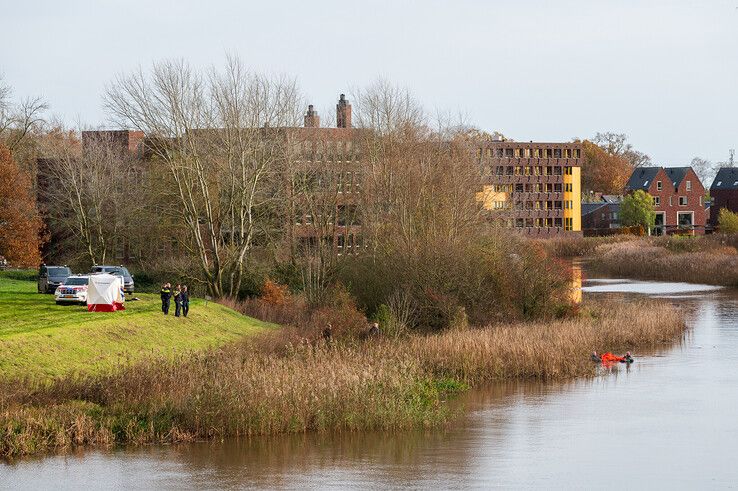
87, 273, 125, 312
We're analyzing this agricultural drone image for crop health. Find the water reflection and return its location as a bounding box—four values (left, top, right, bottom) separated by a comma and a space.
5, 278, 738, 488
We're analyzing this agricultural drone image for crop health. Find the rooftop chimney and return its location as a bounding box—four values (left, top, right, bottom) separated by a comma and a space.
336, 94, 352, 128
304, 104, 320, 128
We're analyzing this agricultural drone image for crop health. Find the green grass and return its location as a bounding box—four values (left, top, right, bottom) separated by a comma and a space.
0, 272, 274, 381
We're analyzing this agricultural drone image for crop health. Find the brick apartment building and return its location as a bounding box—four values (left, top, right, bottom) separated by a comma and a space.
286, 95, 369, 256
709, 167, 738, 228
625, 166, 706, 235
476, 140, 583, 236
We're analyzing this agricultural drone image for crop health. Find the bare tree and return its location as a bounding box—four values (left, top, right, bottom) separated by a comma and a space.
41, 130, 145, 266
0, 74, 48, 152
351, 81, 483, 257
592, 132, 651, 168
690, 157, 716, 186
286, 129, 363, 304
104, 57, 302, 297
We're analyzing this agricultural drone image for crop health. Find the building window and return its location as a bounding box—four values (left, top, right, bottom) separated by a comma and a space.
657, 181, 662, 191
679, 196, 688, 206
337, 234, 345, 254
678, 212, 694, 228
653, 196, 660, 206
686, 180, 692, 191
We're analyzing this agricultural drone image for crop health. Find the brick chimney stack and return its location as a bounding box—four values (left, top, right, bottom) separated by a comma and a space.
336, 94, 352, 128
304, 104, 320, 128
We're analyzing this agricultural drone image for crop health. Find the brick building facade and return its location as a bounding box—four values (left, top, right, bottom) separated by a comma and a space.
709, 167, 738, 228
476, 140, 582, 236
285, 96, 368, 257
625, 166, 706, 235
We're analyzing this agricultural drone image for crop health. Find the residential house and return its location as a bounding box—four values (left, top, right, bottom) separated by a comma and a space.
709, 167, 738, 228
581, 195, 622, 236
625, 166, 706, 235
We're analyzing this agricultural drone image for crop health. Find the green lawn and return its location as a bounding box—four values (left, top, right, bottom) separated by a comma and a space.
0, 273, 273, 381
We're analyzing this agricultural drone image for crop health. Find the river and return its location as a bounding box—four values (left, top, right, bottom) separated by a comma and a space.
3, 275, 738, 488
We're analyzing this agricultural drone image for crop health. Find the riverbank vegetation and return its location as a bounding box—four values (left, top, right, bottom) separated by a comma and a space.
541, 234, 738, 287
0, 298, 684, 459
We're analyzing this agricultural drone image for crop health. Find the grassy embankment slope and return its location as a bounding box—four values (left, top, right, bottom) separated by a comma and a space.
0, 272, 273, 380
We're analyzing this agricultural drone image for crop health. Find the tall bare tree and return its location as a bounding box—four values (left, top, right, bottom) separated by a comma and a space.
41, 130, 145, 266
592, 132, 652, 168
0, 74, 48, 153
104, 57, 302, 296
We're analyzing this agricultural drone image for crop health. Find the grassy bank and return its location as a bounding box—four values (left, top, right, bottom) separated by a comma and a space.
0, 298, 684, 458
0, 272, 273, 380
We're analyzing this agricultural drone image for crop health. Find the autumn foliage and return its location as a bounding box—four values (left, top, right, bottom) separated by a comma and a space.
0, 144, 44, 267
580, 140, 633, 195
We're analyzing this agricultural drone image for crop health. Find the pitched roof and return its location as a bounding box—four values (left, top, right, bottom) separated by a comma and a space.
625, 167, 660, 191
601, 194, 623, 203
581, 202, 607, 216
711, 167, 738, 190
664, 167, 693, 187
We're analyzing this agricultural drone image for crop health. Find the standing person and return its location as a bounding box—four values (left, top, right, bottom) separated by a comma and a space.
173, 284, 182, 317
181, 285, 190, 318
160, 283, 172, 315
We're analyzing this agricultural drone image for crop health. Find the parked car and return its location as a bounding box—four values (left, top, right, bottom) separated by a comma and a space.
90, 265, 134, 294
54, 275, 89, 305
38, 264, 72, 293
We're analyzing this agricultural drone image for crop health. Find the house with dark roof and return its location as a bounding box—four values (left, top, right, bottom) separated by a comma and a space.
625, 166, 706, 235
581, 196, 622, 236
709, 167, 738, 228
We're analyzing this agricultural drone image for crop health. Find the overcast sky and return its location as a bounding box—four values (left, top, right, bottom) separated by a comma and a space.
2, 0, 736, 165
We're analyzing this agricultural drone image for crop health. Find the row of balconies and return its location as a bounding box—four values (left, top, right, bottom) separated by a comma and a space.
485, 209, 564, 218
484, 174, 566, 184
507, 191, 564, 200
481, 157, 581, 165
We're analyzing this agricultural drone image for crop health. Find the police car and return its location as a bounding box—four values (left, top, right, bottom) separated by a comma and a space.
54, 275, 90, 305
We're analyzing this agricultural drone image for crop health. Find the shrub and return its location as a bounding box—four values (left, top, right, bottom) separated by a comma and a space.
338, 235, 571, 330
718, 208, 738, 234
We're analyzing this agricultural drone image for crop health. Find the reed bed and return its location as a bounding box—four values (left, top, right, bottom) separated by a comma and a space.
590, 240, 738, 286
0, 299, 684, 459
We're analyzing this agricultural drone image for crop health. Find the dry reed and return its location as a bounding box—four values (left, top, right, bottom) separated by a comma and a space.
0, 299, 684, 459
590, 240, 738, 286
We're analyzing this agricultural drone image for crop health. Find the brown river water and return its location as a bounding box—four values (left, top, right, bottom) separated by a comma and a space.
3, 274, 738, 489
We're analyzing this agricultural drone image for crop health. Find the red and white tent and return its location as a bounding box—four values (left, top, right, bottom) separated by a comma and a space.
87, 273, 125, 312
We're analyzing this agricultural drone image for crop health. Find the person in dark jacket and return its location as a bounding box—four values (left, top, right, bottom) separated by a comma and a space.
181, 285, 190, 318
173, 284, 182, 317
160, 283, 172, 315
